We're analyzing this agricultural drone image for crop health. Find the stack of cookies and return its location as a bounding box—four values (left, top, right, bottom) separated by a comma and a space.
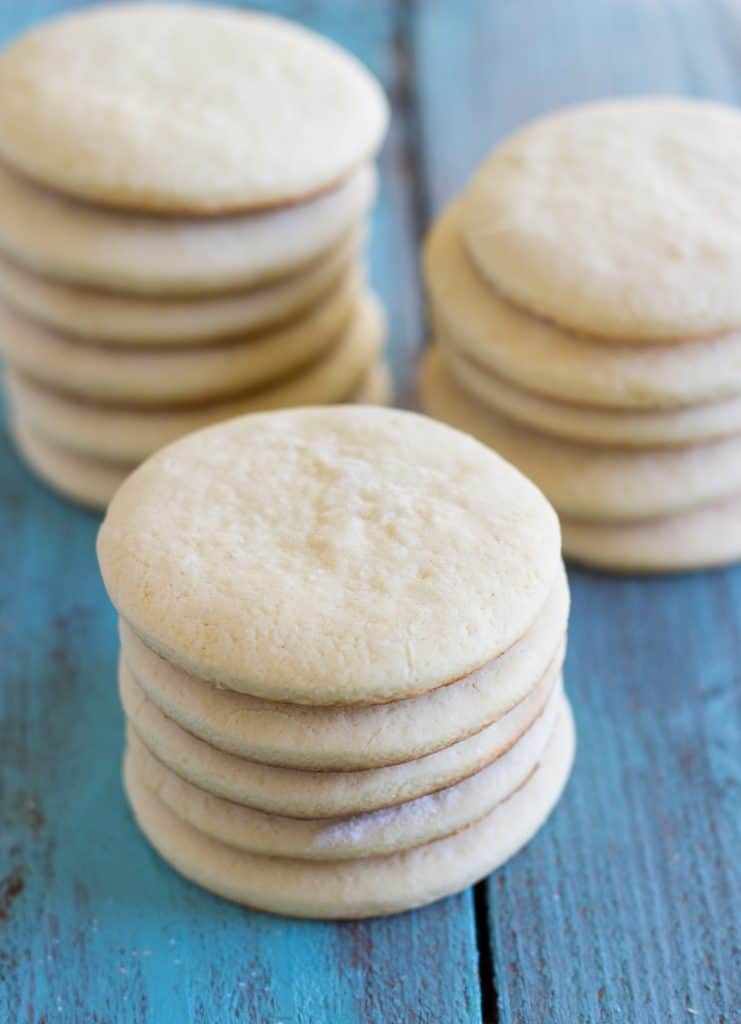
0, 4, 389, 509
97, 406, 574, 920
420, 98, 741, 573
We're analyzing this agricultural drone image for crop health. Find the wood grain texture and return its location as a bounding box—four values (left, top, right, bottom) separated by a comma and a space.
414, 1, 741, 1020
485, 573, 740, 1024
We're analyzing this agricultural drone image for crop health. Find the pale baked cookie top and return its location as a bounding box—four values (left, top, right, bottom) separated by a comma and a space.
0, 4, 388, 212
461, 98, 741, 341
97, 407, 560, 704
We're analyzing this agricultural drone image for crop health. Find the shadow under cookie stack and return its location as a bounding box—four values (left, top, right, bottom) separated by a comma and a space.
421, 98, 741, 573
0, 4, 389, 510
97, 406, 574, 919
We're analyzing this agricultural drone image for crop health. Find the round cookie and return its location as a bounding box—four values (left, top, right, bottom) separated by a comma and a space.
0, 159, 374, 292
425, 201, 741, 409
562, 492, 741, 573
444, 345, 741, 448
421, 346, 741, 522
98, 404, 562, 703
10, 416, 128, 510
120, 567, 568, 769
123, 699, 575, 919
0, 229, 361, 345
120, 657, 562, 818
462, 98, 741, 341
125, 686, 560, 860
9, 295, 385, 463
0, 269, 361, 404
0, 5, 388, 212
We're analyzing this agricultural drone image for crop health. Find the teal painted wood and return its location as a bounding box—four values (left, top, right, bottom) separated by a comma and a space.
486, 572, 740, 1024
414, 1, 741, 1020
0, 2, 480, 1023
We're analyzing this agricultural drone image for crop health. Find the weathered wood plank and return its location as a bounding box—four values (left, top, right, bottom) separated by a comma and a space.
486, 572, 740, 1024
414, 1, 741, 1020
0, 2, 481, 1022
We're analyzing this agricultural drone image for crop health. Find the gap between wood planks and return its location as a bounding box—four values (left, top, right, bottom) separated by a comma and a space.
392, 3, 499, 1019
392, 0, 431, 287
474, 883, 499, 1024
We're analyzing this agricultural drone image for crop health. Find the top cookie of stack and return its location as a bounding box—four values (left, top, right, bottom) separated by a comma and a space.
420, 98, 741, 572
0, 3, 389, 509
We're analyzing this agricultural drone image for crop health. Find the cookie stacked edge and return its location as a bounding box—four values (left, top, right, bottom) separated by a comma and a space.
0, 4, 391, 509
421, 98, 741, 573
97, 405, 574, 919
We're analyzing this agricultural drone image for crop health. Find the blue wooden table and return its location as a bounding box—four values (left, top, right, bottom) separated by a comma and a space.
1, 2, 739, 1021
